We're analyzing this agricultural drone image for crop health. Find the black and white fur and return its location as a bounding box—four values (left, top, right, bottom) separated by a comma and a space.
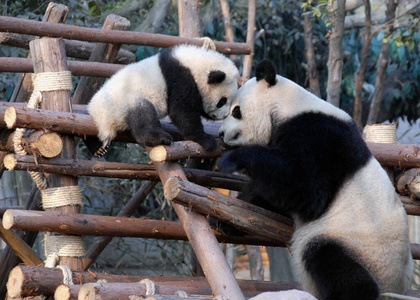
218, 60, 413, 299
87, 44, 239, 156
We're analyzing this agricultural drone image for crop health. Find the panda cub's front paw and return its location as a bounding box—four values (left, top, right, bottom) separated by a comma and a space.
217, 150, 243, 173
144, 131, 173, 147
193, 134, 217, 152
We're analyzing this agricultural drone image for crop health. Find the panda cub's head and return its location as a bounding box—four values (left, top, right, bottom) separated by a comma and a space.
171, 44, 240, 120
219, 59, 349, 146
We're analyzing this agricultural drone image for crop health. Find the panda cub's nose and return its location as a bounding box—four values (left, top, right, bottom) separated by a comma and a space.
219, 131, 225, 139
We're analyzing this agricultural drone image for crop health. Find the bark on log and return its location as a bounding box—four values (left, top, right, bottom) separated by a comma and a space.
0, 33, 135, 64
148, 140, 227, 162
7, 265, 298, 298
397, 169, 420, 199
29, 37, 81, 269
367, 142, 420, 168
0, 16, 251, 55
72, 14, 131, 105
0, 57, 122, 78
164, 177, 293, 244
2, 154, 248, 191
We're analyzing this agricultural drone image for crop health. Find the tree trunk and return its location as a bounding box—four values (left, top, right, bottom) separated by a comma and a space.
353, 0, 371, 131
366, 0, 398, 124
326, 0, 346, 107
303, 14, 321, 97
242, 0, 257, 82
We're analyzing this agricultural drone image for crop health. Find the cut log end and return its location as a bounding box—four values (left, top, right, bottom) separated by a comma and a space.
79, 283, 98, 300
6, 266, 25, 298
2, 209, 14, 230
4, 154, 17, 170
36, 132, 63, 158
54, 285, 72, 300
163, 177, 181, 200
148, 145, 168, 162
4, 106, 17, 129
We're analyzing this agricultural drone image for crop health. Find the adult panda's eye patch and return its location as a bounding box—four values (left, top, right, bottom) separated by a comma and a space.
217, 97, 227, 108
232, 106, 242, 119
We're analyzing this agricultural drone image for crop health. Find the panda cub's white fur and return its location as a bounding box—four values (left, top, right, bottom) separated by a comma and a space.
217, 60, 413, 300
87, 44, 238, 156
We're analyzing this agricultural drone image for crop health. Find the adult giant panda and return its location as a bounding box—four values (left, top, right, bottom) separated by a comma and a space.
87, 44, 239, 157
217, 60, 413, 300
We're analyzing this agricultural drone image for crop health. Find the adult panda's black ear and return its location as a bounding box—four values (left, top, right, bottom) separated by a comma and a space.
255, 60, 277, 87
208, 71, 226, 84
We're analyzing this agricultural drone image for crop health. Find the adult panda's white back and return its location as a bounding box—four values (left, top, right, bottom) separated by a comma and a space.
217, 59, 413, 299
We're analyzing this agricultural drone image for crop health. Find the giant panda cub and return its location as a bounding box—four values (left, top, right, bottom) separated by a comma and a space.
217, 60, 413, 299
87, 44, 239, 157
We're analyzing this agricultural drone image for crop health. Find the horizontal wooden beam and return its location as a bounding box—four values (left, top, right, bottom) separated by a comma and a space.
7, 265, 298, 298
0, 57, 122, 78
2, 154, 248, 191
2, 209, 283, 248
0, 16, 252, 55
0, 32, 136, 64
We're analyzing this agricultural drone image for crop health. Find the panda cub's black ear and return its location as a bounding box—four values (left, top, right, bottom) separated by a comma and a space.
255, 60, 277, 87
208, 71, 226, 84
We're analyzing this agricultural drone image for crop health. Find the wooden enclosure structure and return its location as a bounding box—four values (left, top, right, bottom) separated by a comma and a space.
1, 2, 420, 299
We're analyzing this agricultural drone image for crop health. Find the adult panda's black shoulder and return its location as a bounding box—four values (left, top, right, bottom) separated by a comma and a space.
218, 59, 413, 299
87, 44, 239, 157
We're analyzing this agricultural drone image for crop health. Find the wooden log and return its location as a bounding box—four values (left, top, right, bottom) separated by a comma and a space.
368, 142, 420, 168
164, 177, 293, 244
2, 154, 248, 191
1, 209, 283, 248
0, 129, 62, 158
9, 2, 69, 104
72, 14, 131, 105
0, 222, 42, 267
29, 37, 82, 269
148, 140, 228, 162
54, 284, 79, 300
7, 265, 297, 298
147, 148, 244, 300
397, 169, 420, 199
0, 16, 251, 55
0, 57, 122, 77
0, 33, 136, 64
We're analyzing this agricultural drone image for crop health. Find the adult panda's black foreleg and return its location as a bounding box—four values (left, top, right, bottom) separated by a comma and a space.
126, 99, 173, 147
303, 236, 379, 300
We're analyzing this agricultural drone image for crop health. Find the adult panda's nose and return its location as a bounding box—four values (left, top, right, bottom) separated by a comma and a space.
219, 131, 225, 139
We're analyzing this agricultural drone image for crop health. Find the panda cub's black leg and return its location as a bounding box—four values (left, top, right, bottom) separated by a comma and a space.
303, 236, 379, 300
126, 99, 173, 147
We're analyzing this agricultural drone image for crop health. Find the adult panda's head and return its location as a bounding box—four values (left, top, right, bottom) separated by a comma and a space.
219, 59, 350, 146
219, 60, 280, 146
172, 45, 240, 120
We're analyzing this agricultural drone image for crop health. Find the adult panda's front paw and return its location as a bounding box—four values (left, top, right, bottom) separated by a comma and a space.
217, 150, 244, 173
193, 134, 217, 152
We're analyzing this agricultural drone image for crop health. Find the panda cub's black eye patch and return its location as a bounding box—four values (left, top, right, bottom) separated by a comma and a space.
232, 106, 242, 119
217, 97, 227, 108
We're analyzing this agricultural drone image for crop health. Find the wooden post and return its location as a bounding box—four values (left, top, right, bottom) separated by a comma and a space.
72, 14, 130, 105
29, 38, 82, 270
10, 2, 69, 103
242, 0, 256, 82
